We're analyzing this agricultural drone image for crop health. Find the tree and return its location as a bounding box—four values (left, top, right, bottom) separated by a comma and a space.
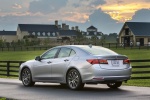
75, 31, 85, 43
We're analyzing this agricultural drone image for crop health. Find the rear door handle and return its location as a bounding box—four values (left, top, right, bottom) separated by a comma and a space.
47, 61, 52, 64
64, 59, 69, 62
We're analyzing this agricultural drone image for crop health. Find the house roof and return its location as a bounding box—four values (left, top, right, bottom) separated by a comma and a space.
18, 24, 59, 32
59, 30, 77, 36
0, 31, 16, 35
126, 22, 150, 36
87, 25, 97, 29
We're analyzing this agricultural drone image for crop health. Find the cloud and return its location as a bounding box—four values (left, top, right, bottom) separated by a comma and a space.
91, 0, 106, 6
131, 9, 150, 22
29, 0, 68, 14
12, 3, 22, 9
88, 9, 123, 34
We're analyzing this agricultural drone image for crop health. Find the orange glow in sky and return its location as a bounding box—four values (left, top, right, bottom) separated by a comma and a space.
99, 0, 150, 22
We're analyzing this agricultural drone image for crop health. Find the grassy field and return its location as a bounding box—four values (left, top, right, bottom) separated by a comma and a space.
0, 48, 150, 87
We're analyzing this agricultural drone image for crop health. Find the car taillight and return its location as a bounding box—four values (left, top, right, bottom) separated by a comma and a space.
87, 59, 108, 65
123, 59, 130, 64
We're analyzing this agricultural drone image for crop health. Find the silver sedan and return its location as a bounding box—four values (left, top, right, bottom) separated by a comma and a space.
19, 45, 132, 90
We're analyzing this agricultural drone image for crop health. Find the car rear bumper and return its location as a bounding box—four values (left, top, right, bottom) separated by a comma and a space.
81, 66, 132, 83
84, 76, 131, 84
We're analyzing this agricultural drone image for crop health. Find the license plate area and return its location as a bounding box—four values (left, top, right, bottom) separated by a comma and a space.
111, 60, 119, 66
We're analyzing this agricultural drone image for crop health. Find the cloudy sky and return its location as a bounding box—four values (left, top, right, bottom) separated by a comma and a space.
0, 0, 150, 34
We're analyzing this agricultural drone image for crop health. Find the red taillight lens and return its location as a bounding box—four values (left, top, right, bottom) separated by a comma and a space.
87, 59, 108, 65
99, 59, 108, 64
123, 59, 130, 64
86, 59, 99, 64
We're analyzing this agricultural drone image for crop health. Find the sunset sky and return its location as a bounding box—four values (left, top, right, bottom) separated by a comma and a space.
0, 0, 150, 34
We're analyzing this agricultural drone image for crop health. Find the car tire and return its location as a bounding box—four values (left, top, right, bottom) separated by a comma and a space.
107, 82, 122, 89
67, 69, 84, 90
21, 68, 35, 87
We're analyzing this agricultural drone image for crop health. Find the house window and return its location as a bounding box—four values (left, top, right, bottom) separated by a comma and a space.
32, 32, 35, 35
148, 38, 150, 42
125, 28, 129, 35
42, 32, 45, 36
52, 32, 55, 36
87, 32, 89, 35
37, 32, 40, 36
94, 32, 97, 35
136, 38, 140, 42
47, 32, 50, 36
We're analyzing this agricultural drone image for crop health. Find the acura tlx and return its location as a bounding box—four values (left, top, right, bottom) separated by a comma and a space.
19, 45, 132, 90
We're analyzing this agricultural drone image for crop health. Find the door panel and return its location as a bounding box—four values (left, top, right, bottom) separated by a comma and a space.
50, 57, 72, 82
32, 59, 52, 80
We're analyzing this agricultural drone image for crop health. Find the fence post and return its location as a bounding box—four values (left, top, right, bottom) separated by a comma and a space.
7, 61, 10, 77
116, 43, 117, 49
14, 47, 15, 51
21, 46, 22, 51
102, 43, 103, 47
124, 43, 125, 49
147, 44, 149, 50
109, 43, 110, 48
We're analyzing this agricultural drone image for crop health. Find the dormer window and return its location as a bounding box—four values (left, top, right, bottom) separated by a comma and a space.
37, 32, 40, 36
47, 32, 50, 36
32, 32, 35, 35
42, 32, 45, 36
56, 32, 59, 36
52, 32, 55, 36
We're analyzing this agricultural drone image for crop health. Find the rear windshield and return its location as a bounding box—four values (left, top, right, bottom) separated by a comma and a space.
80, 46, 118, 55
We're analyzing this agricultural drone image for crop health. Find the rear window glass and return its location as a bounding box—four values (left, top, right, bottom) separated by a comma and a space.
79, 46, 118, 55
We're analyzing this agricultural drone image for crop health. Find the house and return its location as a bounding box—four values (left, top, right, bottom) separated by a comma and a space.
0, 31, 17, 42
16, 20, 80, 42
119, 22, 150, 46
82, 26, 103, 39
17, 24, 59, 41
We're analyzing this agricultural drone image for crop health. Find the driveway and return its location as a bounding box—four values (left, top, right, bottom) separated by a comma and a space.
0, 78, 150, 100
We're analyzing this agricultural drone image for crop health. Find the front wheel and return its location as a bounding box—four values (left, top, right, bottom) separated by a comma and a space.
21, 68, 35, 87
107, 82, 122, 89
67, 69, 84, 90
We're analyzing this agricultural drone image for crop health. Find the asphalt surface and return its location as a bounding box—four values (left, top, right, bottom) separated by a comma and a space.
0, 78, 150, 100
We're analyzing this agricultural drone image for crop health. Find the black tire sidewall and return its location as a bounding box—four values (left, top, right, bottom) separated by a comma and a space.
67, 69, 83, 90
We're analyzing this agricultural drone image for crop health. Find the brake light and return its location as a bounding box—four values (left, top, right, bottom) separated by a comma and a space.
99, 59, 108, 64
87, 59, 108, 65
123, 59, 130, 64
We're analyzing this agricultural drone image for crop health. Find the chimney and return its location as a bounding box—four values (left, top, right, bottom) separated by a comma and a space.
72, 27, 75, 30
62, 23, 66, 30
65, 25, 69, 30
55, 20, 58, 27
75, 26, 79, 31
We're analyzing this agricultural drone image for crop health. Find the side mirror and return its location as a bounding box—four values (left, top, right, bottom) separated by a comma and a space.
35, 56, 41, 61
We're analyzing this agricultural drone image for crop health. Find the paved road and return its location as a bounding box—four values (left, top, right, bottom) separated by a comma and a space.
0, 78, 150, 100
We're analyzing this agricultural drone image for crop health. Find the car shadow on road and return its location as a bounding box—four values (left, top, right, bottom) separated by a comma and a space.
18, 83, 131, 93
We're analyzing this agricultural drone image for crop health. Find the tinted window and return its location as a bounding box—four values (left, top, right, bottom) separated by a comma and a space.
80, 46, 118, 55
58, 48, 72, 58
70, 50, 76, 56
41, 48, 59, 59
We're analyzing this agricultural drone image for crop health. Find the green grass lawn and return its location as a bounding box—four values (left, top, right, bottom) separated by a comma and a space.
0, 48, 150, 87
0, 51, 45, 61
